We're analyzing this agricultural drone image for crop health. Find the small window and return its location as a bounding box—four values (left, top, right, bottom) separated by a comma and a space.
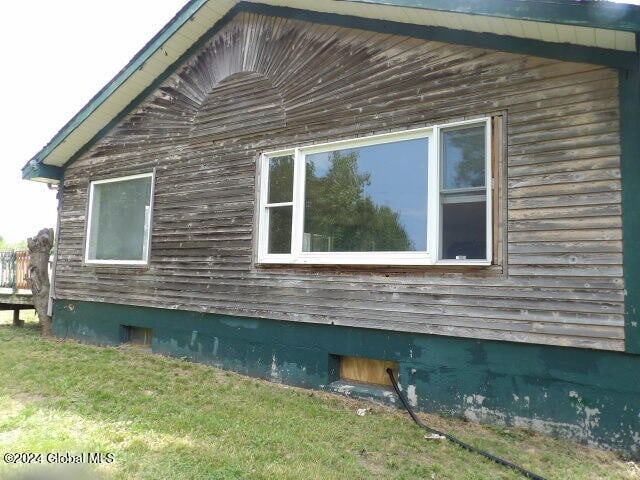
85, 173, 154, 265
257, 118, 492, 265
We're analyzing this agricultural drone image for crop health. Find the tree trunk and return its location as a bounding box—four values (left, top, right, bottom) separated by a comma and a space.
27, 228, 54, 336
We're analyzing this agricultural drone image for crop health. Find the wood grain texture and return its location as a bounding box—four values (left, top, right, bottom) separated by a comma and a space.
340, 356, 398, 387
57, 12, 624, 351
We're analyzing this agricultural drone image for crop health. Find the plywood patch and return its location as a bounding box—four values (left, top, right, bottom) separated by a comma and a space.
340, 356, 399, 387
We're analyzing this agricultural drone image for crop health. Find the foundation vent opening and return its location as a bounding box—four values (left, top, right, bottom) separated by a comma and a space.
122, 326, 153, 348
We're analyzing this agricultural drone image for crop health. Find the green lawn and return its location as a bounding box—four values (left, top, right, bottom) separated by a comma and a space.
0, 313, 637, 480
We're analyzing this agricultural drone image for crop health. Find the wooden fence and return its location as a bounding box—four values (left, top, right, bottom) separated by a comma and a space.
0, 251, 30, 290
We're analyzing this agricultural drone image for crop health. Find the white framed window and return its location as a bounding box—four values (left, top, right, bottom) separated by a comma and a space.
257, 118, 492, 266
85, 172, 155, 265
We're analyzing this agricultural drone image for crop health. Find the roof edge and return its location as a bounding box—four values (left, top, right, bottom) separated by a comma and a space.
22, 163, 63, 184
21, 0, 208, 180
22, 0, 640, 181
351, 0, 640, 32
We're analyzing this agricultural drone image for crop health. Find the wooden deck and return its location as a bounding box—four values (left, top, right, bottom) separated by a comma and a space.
0, 251, 33, 322
0, 290, 33, 307
0, 289, 34, 326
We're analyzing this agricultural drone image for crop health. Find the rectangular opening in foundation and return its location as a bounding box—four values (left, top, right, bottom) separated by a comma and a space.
340, 356, 398, 387
122, 326, 153, 348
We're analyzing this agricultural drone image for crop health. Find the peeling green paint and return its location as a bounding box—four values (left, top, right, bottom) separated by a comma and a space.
327, 381, 399, 408
53, 299, 640, 457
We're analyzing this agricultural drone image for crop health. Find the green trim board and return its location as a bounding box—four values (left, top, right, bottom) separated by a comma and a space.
21, 163, 63, 183
620, 68, 640, 354
22, 0, 640, 182
44, 2, 639, 180
53, 299, 640, 457
351, 0, 640, 32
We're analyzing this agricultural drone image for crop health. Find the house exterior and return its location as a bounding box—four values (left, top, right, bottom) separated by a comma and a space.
23, 0, 640, 455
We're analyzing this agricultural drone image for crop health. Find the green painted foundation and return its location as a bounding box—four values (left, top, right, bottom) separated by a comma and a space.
54, 299, 640, 457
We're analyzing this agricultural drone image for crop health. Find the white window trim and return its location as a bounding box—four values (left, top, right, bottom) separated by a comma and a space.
84, 172, 155, 266
257, 118, 492, 266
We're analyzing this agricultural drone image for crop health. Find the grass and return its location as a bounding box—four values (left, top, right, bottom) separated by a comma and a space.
0, 312, 638, 480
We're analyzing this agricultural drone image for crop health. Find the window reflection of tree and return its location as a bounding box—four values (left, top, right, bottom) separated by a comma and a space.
266, 156, 294, 254
268, 156, 294, 202
450, 128, 485, 189
303, 150, 413, 252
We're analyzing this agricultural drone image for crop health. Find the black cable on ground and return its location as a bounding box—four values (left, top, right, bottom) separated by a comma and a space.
386, 368, 548, 480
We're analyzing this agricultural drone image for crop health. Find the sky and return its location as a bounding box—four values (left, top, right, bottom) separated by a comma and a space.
0, 0, 187, 244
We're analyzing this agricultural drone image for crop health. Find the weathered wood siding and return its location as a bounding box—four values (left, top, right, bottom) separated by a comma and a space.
56, 13, 624, 351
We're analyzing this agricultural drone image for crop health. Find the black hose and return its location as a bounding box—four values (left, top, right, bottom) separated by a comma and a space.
386, 368, 548, 480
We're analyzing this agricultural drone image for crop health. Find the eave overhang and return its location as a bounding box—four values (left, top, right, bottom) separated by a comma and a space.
22, 0, 640, 183
354, 0, 640, 32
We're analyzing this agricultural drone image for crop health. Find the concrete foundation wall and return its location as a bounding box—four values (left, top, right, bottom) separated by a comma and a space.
53, 299, 640, 457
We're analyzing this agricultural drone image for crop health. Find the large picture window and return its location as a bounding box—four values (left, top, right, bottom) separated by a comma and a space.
85, 173, 154, 265
257, 118, 492, 266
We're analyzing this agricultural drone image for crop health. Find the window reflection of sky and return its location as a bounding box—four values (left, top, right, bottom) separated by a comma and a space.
305, 138, 429, 251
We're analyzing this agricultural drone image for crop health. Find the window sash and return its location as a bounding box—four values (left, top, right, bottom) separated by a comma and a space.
258, 118, 492, 266
84, 172, 155, 265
